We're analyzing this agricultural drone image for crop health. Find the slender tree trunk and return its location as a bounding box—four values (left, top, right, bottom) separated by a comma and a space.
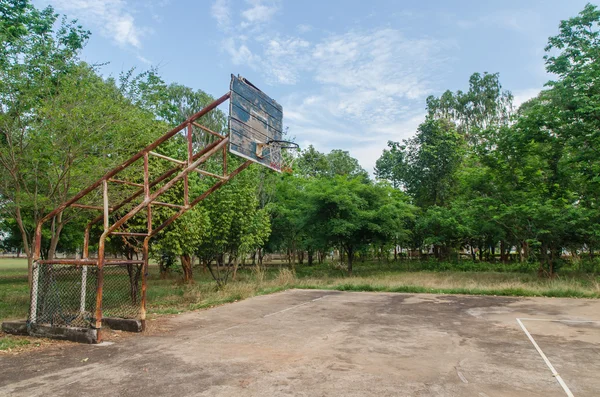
232, 256, 239, 281
346, 245, 353, 275
14, 206, 33, 284
180, 254, 193, 283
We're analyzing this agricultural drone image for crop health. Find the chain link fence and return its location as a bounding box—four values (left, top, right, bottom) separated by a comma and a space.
29, 262, 142, 329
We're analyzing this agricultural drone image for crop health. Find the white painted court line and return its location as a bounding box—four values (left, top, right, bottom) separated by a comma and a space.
263, 296, 325, 318
516, 318, 575, 397
518, 318, 600, 324
200, 295, 328, 338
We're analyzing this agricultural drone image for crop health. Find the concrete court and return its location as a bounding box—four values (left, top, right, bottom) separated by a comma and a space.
0, 289, 599, 397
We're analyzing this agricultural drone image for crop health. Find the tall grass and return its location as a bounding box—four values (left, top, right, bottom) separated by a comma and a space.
1, 259, 599, 327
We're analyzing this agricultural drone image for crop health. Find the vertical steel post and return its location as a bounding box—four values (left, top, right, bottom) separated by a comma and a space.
83, 227, 90, 259
142, 152, 150, 331
80, 266, 88, 313
29, 262, 39, 323
103, 180, 109, 230
144, 152, 149, 199
141, 236, 149, 331
95, 180, 110, 342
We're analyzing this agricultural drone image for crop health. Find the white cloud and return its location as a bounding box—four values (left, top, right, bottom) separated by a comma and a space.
241, 0, 280, 25
223, 37, 259, 66
49, 0, 146, 49
209, 3, 452, 174
263, 37, 310, 84
211, 0, 231, 29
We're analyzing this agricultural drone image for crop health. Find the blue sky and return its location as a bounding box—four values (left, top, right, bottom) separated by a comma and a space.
37, 0, 594, 172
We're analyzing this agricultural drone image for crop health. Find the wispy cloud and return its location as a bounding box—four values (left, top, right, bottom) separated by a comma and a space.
241, 0, 280, 26
50, 0, 148, 49
209, 1, 453, 173
211, 0, 231, 30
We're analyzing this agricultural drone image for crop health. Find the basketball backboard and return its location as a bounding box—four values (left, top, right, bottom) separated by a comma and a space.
229, 74, 284, 172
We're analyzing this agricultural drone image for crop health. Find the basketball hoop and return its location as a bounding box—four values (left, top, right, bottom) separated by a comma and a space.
266, 139, 299, 173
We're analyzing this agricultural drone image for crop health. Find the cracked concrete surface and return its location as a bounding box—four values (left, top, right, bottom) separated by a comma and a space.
1, 290, 599, 396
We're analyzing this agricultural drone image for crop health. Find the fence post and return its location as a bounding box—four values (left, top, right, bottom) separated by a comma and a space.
80, 266, 88, 314
29, 262, 39, 323
141, 237, 149, 331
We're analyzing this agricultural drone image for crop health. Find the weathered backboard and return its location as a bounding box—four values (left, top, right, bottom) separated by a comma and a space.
229, 75, 283, 172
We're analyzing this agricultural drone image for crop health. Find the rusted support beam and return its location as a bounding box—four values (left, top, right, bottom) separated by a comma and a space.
36, 92, 231, 227
83, 228, 90, 259
109, 179, 144, 188
84, 137, 225, 233
105, 137, 229, 236
103, 180, 109, 230
37, 259, 144, 266
38, 259, 98, 265
150, 160, 252, 237
187, 123, 193, 161
192, 121, 226, 139
110, 232, 149, 237
143, 152, 149, 199
193, 168, 228, 181
149, 151, 185, 165
72, 204, 107, 211
141, 237, 149, 331
151, 201, 186, 210
147, 204, 152, 235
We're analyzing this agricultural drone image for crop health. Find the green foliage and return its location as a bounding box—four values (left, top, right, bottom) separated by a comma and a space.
371, 4, 600, 275
295, 145, 368, 179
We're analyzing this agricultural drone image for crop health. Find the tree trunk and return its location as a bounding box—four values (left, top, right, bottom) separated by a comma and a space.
47, 212, 66, 261
14, 206, 33, 285
232, 256, 239, 281
180, 254, 193, 283
346, 245, 354, 275
307, 249, 314, 266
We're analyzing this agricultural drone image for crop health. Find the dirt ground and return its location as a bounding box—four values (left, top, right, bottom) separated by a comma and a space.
0, 289, 599, 396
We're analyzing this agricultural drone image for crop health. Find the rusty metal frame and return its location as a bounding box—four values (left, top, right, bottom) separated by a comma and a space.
30, 92, 252, 342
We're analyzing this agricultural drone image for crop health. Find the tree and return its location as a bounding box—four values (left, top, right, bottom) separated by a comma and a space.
305, 176, 412, 274
0, 2, 164, 281
375, 141, 405, 189
402, 119, 464, 208
295, 145, 368, 179
197, 164, 271, 287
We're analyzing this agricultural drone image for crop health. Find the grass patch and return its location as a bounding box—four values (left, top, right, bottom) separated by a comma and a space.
1, 258, 599, 326
0, 335, 30, 351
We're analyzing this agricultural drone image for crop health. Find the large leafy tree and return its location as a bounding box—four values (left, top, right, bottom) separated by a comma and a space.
0, 1, 164, 281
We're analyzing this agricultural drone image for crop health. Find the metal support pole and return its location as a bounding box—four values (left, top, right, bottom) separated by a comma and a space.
80, 266, 88, 313
103, 180, 109, 230
83, 227, 90, 259
29, 262, 39, 323
95, 180, 110, 342
141, 237, 149, 331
